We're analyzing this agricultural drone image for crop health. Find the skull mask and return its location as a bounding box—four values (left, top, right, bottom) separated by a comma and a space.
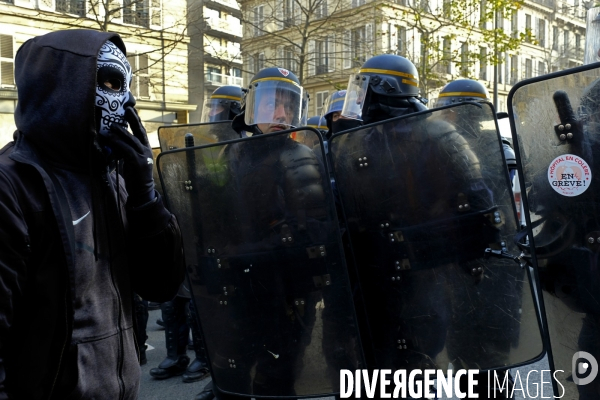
96, 40, 135, 135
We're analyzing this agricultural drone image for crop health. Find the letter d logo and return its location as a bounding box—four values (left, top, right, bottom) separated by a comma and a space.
572, 351, 598, 386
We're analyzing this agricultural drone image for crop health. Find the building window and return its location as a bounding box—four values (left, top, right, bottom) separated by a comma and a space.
127, 53, 150, 98
479, 0, 486, 27
552, 26, 558, 51
351, 26, 366, 67
56, 0, 85, 16
576, 33, 581, 56
443, 0, 451, 18
247, 55, 255, 73
460, 42, 468, 77
525, 14, 531, 43
316, 37, 334, 74
206, 66, 221, 83
511, 12, 518, 39
537, 19, 545, 47
563, 30, 569, 53
282, 46, 297, 73
537, 61, 545, 76
253, 5, 265, 36
479, 47, 487, 80
0, 35, 14, 87
254, 52, 265, 71
397, 26, 407, 57
497, 10, 504, 30
525, 58, 532, 79
315, 0, 327, 18
283, 0, 301, 28
316, 90, 329, 116
150, 0, 162, 26
351, 0, 366, 6
124, 0, 150, 27
498, 53, 504, 84
443, 36, 451, 74
510, 55, 518, 84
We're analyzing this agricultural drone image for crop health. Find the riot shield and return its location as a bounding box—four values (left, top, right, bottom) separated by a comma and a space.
157, 128, 363, 398
329, 103, 544, 374
509, 64, 600, 399
157, 121, 238, 152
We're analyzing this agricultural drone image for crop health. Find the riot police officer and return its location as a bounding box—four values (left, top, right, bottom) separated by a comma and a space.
330, 55, 513, 397
434, 78, 490, 108
194, 67, 357, 400
436, 79, 518, 183
201, 85, 243, 123
321, 89, 362, 136
434, 79, 518, 399
306, 115, 327, 135
340, 53, 428, 124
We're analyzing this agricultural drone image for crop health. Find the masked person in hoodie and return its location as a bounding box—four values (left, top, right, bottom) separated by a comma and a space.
0, 29, 185, 400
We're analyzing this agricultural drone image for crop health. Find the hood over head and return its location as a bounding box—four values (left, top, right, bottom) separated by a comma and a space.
14, 29, 127, 171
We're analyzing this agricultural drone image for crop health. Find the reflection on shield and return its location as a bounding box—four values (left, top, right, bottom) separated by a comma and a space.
157, 128, 363, 398
157, 121, 238, 152
509, 63, 600, 399
329, 103, 543, 374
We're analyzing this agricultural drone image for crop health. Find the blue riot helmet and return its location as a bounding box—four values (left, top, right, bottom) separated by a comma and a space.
201, 85, 243, 122
306, 115, 327, 135
435, 79, 490, 108
321, 90, 353, 134
341, 54, 427, 124
232, 67, 309, 135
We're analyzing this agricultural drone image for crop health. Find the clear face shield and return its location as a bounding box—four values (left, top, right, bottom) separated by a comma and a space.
244, 79, 308, 130
341, 74, 370, 120
201, 97, 234, 123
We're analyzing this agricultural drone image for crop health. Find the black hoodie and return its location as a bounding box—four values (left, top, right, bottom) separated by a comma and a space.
0, 30, 185, 399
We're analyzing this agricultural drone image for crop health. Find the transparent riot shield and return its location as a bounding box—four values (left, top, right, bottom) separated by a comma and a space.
157, 121, 237, 152
329, 103, 544, 374
157, 128, 363, 398
509, 63, 600, 399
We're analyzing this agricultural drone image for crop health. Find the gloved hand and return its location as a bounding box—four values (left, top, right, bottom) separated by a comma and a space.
101, 106, 156, 207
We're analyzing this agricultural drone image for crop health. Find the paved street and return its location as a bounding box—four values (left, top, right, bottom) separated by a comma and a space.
139, 309, 333, 400
139, 309, 553, 400
138, 310, 211, 400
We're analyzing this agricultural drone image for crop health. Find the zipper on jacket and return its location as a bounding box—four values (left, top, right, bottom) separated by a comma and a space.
47, 289, 70, 400
103, 179, 127, 400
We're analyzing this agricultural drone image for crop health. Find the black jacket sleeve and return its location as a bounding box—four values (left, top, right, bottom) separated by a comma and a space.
0, 169, 29, 399
125, 190, 185, 302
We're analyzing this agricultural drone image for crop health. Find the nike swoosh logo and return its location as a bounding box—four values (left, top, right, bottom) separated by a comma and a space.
267, 351, 279, 359
73, 211, 91, 226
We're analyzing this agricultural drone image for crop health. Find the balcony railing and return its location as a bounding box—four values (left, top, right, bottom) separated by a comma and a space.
206, 17, 243, 37
530, 0, 555, 8
205, 47, 242, 63
555, 0, 587, 21
204, 72, 243, 86
206, 0, 240, 10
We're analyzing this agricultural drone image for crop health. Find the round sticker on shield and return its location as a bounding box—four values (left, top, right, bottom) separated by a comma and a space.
547, 154, 592, 197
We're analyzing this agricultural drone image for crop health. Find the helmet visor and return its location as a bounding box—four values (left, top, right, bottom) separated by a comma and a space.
244, 79, 308, 129
341, 74, 369, 120
433, 97, 454, 108
201, 97, 235, 123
